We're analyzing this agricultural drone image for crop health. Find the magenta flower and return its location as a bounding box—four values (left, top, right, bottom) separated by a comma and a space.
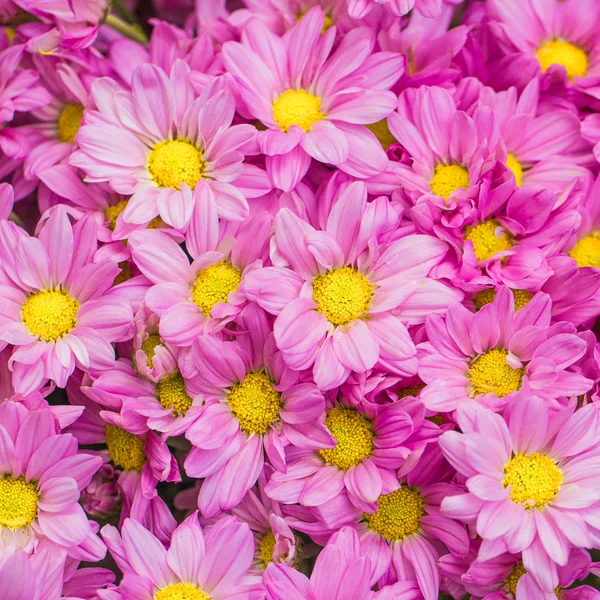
0, 207, 132, 393
72, 61, 256, 230
222, 7, 401, 190
0, 402, 104, 553
264, 525, 425, 600
184, 322, 329, 517
0, 183, 13, 220
130, 203, 271, 347
101, 513, 264, 600
419, 287, 593, 413
244, 182, 459, 389
440, 397, 600, 593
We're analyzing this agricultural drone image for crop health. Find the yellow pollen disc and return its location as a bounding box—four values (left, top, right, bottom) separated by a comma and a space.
296, 10, 333, 32
505, 561, 527, 596
474, 288, 532, 311
105, 200, 128, 231
57, 103, 84, 144
259, 530, 276, 567
0, 475, 39, 530
154, 583, 211, 600
191, 261, 242, 317
503, 452, 562, 509
147, 138, 204, 190
141, 334, 162, 368
22, 289, 80, 342
156, 372, 193, 416
5, 27, 15, 43
464, 219, 513, 262
536, 39, 588, 80
312, 267, 373, 326
105, 425, 146, 471
397, 384, 425, 399
319, 407, 374, 470
272, 89, 325, 133
227, 372, 281, 435
469, 349, 523, 398
506, 153, 523, 187
569, 231, 600, 268
363, 487, 425, 541
366, 119, 397, 150
430, 164, 470, 201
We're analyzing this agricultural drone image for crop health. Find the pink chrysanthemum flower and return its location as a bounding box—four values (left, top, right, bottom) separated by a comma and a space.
368, 86, 496, 215
130, 201, 271, 346
346, 0, 460, 18
0, 207, 132, 393
264, 524, 426, 600
418, 288, 593, 413
464, 79, 589, 196
265, 393, 419, 513
222, 7, 402, 191
0, 182, 13, 220
185, 321, 330, 517
101, 514, 264, 600
486, 0, 600, 107
232, 466, 301, 573
71, 61, 256, 230
440, 398, 600, 594
0, 402, 104, 553
244, 182, 460, 389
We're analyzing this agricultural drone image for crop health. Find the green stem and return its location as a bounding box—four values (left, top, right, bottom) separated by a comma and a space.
112, 0, 138, 24
105, 13, 148, 44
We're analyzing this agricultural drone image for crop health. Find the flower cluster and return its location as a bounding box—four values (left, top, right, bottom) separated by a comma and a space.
2, 0, 600, 599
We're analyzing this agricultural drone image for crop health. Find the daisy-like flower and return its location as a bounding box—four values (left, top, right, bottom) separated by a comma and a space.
486, 0, 600, 107
419, 287, 593, 413
0, 207, 132, 394
440, 397, 600, 593
0, 402, 104, 554
368, 86, 497, 218
130, 199, 271, 346
244, 181, 460, 389
222, 7, 402, 191
101, 514, 264, 600
264, 524, 425, 600
72, 61, 257, 230
346, 0, 460, 18
232, 466, 302, 573
185, 318, 330, 517
466, 79, 589, 196
265, 393, 418, 513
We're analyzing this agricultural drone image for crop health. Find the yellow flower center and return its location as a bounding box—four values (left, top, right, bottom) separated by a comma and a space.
505, 561, 527, 596
147, 139, 204, 190
503, 452, 562, 509
474, 288, 532, 311
154, 583, 211, 600
569, 231, 600, 268
366, 119, 397, 150
22, 289, 80, 342
272, 89, 325, 133
0, 475, 39, 530
469, 349, 523, 398
464, 219, 513, 262
57, 103, 84, 144
430, 164, 470, 201
227, 372, 281, 435
105, 425, 146, 471
312, 267, 373, 326
506, 153, 523, 187
297, 10, 333, 32
427, 414, 446, 426
319, 407, 374, 470
140, 334, 162, 368
363, 487, 425, 541
259, 530, 276, 567
397, 384, 425, 398
536, 39, 588, 80
105, 200, 128, 231
191, 261, 242, 317
114, 261, 133, 286
156, 372, 193, 416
